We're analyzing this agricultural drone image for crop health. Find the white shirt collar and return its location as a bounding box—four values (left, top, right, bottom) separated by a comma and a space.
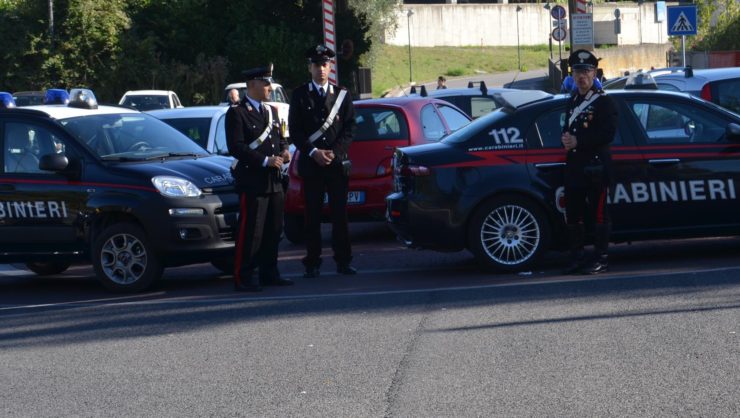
312, 80, 329, 93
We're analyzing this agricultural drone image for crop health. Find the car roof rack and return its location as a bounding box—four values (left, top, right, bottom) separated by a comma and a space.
684, 66, 694, 78
409, 85, 428, 97
467, 81, 488, 95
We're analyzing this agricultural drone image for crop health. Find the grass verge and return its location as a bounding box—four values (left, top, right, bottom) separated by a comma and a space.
369, 44, 553, 97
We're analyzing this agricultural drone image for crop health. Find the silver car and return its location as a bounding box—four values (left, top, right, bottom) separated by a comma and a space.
655, 67, 740, 114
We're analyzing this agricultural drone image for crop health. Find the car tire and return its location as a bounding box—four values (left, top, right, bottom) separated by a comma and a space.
211, 257, 235, 275
284, 214, 304, 244
468, 196, 550, 272
25, 261, 72, 276
92, 223, 163, 292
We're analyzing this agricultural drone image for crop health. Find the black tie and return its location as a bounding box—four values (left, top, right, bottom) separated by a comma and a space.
319, 86, 325, 97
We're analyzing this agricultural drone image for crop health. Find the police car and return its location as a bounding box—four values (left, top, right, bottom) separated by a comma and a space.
1, 89, 239, 291
387, 89, 740, 271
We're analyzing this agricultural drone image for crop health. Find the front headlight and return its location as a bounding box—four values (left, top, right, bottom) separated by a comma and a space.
152, 176, 202, 197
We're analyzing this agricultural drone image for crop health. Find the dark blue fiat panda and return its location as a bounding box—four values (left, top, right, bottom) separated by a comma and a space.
1, 89, 238, 291
387, 90, 740, 272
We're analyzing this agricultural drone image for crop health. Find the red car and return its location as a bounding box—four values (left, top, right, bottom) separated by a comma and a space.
284, 96, 471, 243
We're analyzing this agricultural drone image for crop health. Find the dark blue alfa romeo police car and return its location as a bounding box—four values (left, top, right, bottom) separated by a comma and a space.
387, 90, 740, 271
1, 90, 238, 291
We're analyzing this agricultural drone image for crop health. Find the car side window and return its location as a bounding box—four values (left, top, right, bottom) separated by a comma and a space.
353, 108, 408, 141
172, 94, 182, 107
656, 82, 681, 92
470, 97, 497, 118
528, 105, 623, 148
421, 104, 446, 141
628, 100, 727, 144
3, 122, 67, 174
714, 78, 740, 114
436, 104, 470, 132
214, 114, 228, 155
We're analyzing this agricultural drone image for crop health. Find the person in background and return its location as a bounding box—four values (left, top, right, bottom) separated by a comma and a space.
560, 49, 618, 275
288, 44, 357, 278
225, 64, 292, 292
228, 88, 241, 106
436, 76, 447, 90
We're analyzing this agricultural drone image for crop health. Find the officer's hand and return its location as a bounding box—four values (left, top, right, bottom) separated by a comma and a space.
281, 149, 290, 163
268, 155, 284, 168
312, 149, 333, 166
561, 132, 577, 151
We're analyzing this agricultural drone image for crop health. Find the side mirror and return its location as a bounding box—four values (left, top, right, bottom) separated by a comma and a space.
726, 123, 740, 141
39, 153, 70, 172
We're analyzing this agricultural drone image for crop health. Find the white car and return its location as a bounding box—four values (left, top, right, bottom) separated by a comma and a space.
222, 82, 290, 137
148, 105, 294, 177
119, 90, 184, 111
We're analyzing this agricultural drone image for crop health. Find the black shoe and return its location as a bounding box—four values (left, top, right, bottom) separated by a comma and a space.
263, 277, 294, 286
234, 282, 262, 292
581, 257, 608, 275
337, 264, 357, 275
303, 267, 320, 278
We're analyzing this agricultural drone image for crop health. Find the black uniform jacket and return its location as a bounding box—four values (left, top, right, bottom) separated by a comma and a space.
225, 103, 287, 194
563, 87, 618, 187
288, 82, 355, 178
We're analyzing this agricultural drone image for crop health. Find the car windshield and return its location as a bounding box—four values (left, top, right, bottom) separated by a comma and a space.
121, 95, 170, 111
441, 109, 510, 144
60, 113, 208, 160
159, 117, 211, 148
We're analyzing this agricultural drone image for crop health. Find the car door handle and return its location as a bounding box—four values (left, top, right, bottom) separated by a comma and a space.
534, 162, 566, 168
649, 158, 681, 164
384, 146, 396, 150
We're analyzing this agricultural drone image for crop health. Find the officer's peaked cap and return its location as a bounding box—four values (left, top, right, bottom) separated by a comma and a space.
242, 64, 274, 83
569, 49, 599, 70
306, 44, 336, 63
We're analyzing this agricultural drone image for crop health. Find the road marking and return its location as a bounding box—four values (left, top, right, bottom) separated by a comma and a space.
2, 264, 740, 312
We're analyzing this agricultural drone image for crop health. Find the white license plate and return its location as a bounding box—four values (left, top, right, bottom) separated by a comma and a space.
323, 191, 365, 205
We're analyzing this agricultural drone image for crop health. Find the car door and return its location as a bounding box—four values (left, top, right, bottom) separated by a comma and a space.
624, 96, 740, 231
524, 98, 644, 232
0, 118, 88, 258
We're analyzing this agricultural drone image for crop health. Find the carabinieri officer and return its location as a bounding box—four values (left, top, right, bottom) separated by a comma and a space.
289, 44, 356, 278
561, 49, 618, 275
226, 64, 293, 291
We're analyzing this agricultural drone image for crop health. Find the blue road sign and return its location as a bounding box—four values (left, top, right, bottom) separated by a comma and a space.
667, 5, 697, 36
551, 5, 566, 20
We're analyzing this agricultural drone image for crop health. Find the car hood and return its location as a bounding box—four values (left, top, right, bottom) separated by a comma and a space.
111, 155, 235, 188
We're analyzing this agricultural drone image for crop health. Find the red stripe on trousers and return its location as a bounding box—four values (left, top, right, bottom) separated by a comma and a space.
596, 189, 607, 224
233, 193, 248, 284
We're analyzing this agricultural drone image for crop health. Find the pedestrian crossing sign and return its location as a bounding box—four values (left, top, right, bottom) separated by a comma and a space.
667, 5, 697, 36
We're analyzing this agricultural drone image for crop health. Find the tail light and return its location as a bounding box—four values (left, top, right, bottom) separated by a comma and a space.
392, 152, 430, 193
700, 83, 712, 102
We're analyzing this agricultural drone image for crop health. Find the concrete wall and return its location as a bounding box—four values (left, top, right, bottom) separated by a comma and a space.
386, 3, 672, 47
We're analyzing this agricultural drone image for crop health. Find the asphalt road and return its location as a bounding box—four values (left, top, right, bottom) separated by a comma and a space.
1, 224, 739, 417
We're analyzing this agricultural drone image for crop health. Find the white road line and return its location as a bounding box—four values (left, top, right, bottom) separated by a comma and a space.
2, 264, 739, 312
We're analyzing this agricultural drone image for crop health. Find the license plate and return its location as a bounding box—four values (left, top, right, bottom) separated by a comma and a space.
323, 191, 365, 205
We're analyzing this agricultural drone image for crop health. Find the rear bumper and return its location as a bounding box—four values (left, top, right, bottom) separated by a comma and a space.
386, 192, 466, 251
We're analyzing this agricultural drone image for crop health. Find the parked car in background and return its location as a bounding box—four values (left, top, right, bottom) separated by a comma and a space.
149, 105, 294, 179
222, 82, 290, 137
410, 82, 513, 119
283, 96, 471, 243
387, 89, 740, 272
654, 67, 740, 114
119, 90, 184, 111
12, 91, 45, 107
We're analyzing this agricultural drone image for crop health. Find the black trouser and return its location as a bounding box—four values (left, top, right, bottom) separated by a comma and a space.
565, 183, 610, 255
302, 164, 351, 268
234, 191, 284, 285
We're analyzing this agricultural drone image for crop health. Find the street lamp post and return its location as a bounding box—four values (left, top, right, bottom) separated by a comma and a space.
544, 2, 553, 60
516, 6, 522, 71
407, 9, 414, 84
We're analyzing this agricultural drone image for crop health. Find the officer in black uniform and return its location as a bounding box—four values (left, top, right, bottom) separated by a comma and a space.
226, 64, 293, 291
560, 49, 618, 275
289, 44, 356, 278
